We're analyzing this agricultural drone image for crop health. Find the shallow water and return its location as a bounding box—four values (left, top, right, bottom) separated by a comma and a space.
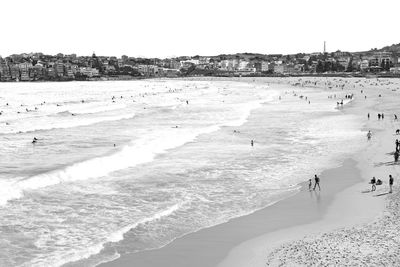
0, 79, 364, 266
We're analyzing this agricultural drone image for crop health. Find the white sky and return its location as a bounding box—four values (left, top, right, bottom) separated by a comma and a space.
0, 0, 399, 58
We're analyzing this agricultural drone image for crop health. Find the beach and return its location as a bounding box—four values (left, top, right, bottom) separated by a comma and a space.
100, 77, 400, 267
0, 77, 399, 266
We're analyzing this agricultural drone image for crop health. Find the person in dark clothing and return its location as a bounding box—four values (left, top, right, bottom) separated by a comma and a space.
389, 175, 394, 193
313, 174, 320, 191
370, 176, 376, 191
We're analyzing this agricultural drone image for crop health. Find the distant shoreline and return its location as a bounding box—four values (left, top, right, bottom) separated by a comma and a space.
1, 73, 400, 83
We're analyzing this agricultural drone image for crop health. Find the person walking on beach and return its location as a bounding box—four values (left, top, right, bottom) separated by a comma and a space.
389, 175, 394, 193
370, 176, 376, 191
308, 179, 312, 190
368, 113, 370, 120
313, 174, 320, 191
367, 131, 372, 140
251, 140, 254, 147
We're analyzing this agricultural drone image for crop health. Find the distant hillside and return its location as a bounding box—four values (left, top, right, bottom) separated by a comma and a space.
372, 43, 400, 53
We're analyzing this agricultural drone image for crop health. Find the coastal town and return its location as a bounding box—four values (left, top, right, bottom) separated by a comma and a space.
1, 43, 400, 81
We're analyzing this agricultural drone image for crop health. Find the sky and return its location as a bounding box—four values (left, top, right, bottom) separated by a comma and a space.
1, 0, 399, 58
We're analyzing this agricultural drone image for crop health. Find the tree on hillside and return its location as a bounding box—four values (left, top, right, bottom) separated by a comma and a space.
316, 61, 324, 73
346, 58, 353, 72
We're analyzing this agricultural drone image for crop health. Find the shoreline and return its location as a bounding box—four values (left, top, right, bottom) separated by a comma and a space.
100, 157, 377, 267
220, 77, 397, 266
2, 73, 400, 84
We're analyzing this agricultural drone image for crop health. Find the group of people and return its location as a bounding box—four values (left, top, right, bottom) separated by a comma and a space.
367, 108, 396, 193
344, 94, 354, 99
370, 175, 394, 193
308, 174, 321, 191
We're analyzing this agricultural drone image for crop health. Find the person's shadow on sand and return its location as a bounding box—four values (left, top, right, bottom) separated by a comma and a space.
374, 192, 390, 197
374, 161, 400, 167
308, 189, 321, 203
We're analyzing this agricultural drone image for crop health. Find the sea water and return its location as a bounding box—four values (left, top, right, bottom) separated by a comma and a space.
0, 78, 364, 266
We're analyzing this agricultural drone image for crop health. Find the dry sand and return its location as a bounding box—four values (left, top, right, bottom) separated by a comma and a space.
101, 77, 400, 267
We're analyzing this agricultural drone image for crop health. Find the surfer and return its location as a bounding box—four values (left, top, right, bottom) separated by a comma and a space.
32, 137, 38, 144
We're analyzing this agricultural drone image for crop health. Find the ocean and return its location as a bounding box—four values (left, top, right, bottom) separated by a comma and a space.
0, 78, 364, 266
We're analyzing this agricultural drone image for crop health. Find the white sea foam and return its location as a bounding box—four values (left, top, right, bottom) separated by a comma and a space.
0, 113, 136, 134
0, 125, 230, 205
27, 203, 182, 267
1, 91, 276, 205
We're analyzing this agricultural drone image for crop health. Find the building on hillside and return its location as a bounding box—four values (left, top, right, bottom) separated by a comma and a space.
333, 51, 350, 58
47, 67, 57, 78
254, 61, 269, 72
32, 65, 45, 80
18, 62, 33, 71
20, 68, 31, 81
238, 60, 249, 70
274, 63, 297, 74
337, 57, 351, 69
368, 51, 393, 70
10, 65, 20, 80
79, 67, 99, 77
261, 61, 269, 72
54, 63, 64, 77
360, 59, 370, 71
274, 64, 284, 74
0, 62, 11, 81
390, 67, 400, 74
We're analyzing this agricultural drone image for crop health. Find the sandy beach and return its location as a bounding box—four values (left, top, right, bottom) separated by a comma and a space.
100, 77, 400, 267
